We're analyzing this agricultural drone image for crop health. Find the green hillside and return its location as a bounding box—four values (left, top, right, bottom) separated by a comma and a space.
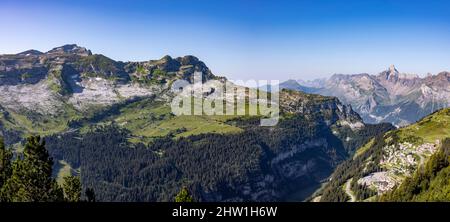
318, 108, 450, 202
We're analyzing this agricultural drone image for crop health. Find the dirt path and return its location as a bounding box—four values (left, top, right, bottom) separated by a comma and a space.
418, 154, 425, 166
345, 178, 356, 202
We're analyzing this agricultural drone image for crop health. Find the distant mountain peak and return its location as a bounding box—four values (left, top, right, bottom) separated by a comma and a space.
47, 44, 92, 56
384, 64, 399, 81
284, 79, 300, 84
389, 64, 398, 74
296, 78, 326, 88
382, 65, 421, 81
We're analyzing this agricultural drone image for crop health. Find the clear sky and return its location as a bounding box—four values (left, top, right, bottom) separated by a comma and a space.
1, 0, 449, 81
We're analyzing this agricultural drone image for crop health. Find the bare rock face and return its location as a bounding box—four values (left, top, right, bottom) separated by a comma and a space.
0, 80, 62, 115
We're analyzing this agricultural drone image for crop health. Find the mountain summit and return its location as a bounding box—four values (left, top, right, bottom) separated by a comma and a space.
46, 44, 92, 56
384, 64, 399, 81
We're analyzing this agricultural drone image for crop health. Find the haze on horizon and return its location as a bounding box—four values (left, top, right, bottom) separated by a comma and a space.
1, 0, 449, 81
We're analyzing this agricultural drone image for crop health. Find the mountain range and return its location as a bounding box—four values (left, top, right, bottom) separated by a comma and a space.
1, 44, 449, 202
0, 44, 395, 201
276, 65, 450, 126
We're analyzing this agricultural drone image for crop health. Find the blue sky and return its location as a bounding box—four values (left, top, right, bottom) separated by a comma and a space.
1, 0, 449, 81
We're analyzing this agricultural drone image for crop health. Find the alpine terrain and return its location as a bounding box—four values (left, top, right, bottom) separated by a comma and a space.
0, 44, 393, 201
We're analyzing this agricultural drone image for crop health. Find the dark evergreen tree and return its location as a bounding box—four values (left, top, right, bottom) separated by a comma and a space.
1, 136, 63, 202
63, 176, 81, 202
175, 187, 194, 202
0, 137, 12, 201
85, 188, 96, 202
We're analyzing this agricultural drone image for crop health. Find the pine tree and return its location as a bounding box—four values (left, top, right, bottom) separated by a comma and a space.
175, 187, 194, 202
85, 188, 96, 202
0, 137, 12, 186
0, 137, 12, 201
62, 176, 81, 202
1, 136, 63, 202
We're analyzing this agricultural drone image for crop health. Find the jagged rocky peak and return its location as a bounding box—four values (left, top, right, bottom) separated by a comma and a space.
46, 44, 92, 56
389, 64, 398, 74
146, 55, 216, 82
152, 55, 205, 70
177, 55, 200, 66
379, 64, 399, 81
150, 55, 180, 72
379, 65, 419, 81
424, 71, 450, 87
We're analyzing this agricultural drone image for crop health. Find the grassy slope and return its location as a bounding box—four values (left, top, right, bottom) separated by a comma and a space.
0, 96, 244, 144
0, 103, 81, 136
397, 109, 450, 144
72, 98, 245, 144
135, 115, 242, 138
